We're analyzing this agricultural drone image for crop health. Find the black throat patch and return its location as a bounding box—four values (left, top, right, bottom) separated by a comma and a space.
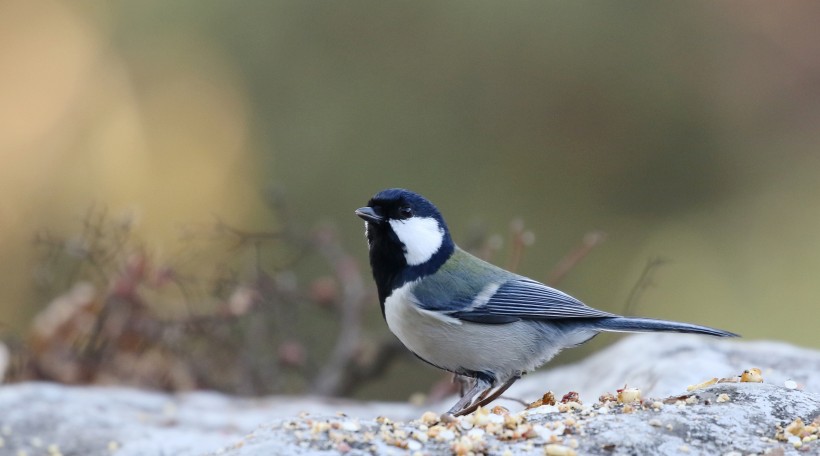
365, 220, 454, 317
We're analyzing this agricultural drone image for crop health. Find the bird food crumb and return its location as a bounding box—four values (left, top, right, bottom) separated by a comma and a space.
616, 386, 642, 404
560, 392, 581, 404
544, 443, 577, 455
686, 378, 717, 391
740, 368, 763, 383
528, 391, 557, 409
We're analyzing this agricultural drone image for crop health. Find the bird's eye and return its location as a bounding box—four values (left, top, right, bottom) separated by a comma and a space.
399, 206, 413, 219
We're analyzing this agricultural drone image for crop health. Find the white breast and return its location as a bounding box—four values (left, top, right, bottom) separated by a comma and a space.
383, 281, 574, 383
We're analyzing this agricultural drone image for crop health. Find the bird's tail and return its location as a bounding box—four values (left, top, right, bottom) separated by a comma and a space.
594, 317, 738, 338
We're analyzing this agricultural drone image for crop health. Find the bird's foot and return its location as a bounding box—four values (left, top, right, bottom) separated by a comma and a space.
447, 373, 522, 416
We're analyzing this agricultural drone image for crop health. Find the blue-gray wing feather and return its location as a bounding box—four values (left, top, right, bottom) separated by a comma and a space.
404, 248, 614, 324
450, 278, 616, 324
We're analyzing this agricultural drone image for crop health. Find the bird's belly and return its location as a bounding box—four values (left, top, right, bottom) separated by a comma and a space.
383, 283, 567, 382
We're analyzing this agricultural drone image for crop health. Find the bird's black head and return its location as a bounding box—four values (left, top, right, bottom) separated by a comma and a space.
355, 188, 455, 307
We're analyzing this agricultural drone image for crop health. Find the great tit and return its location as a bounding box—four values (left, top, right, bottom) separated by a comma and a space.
355, 188, 737, 416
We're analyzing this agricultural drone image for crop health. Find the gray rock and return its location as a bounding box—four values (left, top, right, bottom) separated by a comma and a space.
577, 383, 819, 455
215, 383, 820, 456
0, 383, 422, 456
501, 333, 820, 410
0, 334, 818, 455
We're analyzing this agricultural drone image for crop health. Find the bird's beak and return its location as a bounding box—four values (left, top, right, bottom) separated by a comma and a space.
355, 207, 383, 223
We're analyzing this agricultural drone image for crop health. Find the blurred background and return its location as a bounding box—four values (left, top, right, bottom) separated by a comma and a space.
1, 1, 819, 402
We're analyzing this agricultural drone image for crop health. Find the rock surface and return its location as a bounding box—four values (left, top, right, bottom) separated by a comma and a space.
0, 334, 818, 455
216, 383, 820, 456
503, 333, 820, 411
0, 383, 423, 456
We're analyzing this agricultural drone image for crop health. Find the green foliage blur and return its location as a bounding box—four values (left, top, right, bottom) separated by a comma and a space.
2, 1, 819, 400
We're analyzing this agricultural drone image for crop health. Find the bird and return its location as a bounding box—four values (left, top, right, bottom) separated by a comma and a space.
354, 188, 738, 416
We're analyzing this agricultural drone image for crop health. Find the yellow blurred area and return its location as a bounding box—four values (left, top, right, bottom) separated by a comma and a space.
0, 0, 267, 328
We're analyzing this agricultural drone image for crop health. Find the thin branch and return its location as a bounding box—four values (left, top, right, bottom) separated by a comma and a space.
212, 215, 283, 248
310, 227, 368, 396
506, 219, 533, 273
336, 339, 408, 397
546, 231, 607, 286
622, 257, 669, 316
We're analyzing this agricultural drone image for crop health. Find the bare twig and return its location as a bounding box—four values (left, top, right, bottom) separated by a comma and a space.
212, 215, 283, 249
19, 202, 433, 397
506, 219, 534, 273
335, 338, 408, 397
622, 257, 669, 316
546, 231, 607, 286
311, 226, 368, 396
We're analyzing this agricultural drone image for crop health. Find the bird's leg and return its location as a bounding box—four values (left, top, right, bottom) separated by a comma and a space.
453, 373, 522, 417
474, 382, 495, 402
472, 373, 521, 409
453, 374, 474, 397
445, 376, 492, 416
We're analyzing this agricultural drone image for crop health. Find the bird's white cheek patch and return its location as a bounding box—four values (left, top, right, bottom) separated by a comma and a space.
389, 217, 444, 266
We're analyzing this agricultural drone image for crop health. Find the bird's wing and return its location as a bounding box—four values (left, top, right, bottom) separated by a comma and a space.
448, 278, 617, 324
405, 248, 614, 324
